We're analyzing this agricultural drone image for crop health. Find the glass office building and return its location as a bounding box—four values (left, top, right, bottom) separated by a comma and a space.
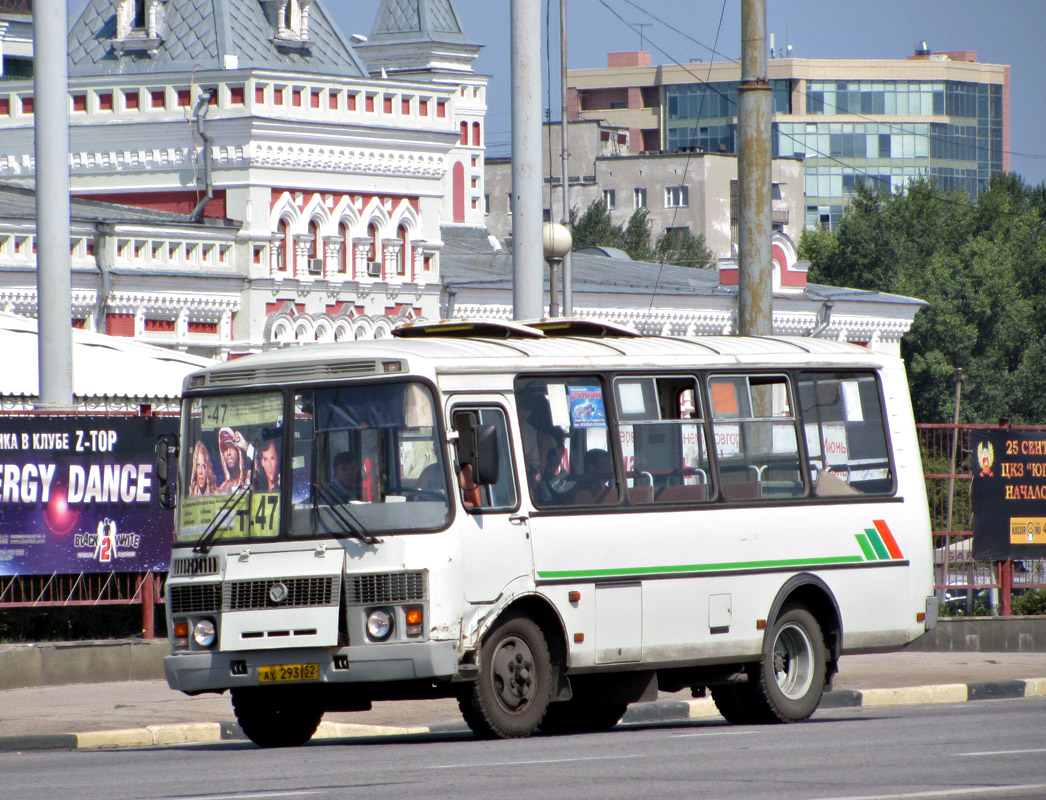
573, 50, 1009, 229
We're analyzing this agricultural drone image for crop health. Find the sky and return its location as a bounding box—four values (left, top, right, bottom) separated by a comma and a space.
336, 0, 1046, 187
64, 0, 1046, 186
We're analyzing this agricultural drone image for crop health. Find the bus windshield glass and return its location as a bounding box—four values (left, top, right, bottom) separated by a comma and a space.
176, 392, 285, 545
289, 381, 451, 537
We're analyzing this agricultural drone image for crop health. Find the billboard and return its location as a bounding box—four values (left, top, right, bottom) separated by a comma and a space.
971, 429, 1046, 560
0, 416, 177, 576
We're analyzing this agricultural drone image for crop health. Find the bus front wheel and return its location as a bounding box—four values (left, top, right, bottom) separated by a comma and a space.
458, 612, 553, 739
232, 686, 324, 748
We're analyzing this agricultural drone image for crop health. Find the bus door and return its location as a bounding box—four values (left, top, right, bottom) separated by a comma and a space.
448, 400, 529, 604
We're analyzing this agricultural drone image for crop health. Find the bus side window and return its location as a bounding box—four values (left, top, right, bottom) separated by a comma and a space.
615, 376, 711, 506
799, 372, 893, 496
709, 374, 804, 501
451, 407, 518, 511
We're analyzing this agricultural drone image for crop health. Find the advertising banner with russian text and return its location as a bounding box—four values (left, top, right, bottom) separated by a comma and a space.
0, 416, 177, 576
971, 429, 1046, 560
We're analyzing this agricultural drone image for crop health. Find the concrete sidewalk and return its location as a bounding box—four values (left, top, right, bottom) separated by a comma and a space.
1, 651, 1045, 751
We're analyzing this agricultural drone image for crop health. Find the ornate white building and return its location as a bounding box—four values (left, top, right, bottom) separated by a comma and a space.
0, 0, 925, 361
0, 0, 486, 355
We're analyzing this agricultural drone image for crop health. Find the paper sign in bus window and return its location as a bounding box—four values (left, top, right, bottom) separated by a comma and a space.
568, 386, 606, 428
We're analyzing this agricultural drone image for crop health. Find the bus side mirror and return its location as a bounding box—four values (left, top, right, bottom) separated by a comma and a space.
155, 434, 179, 510
472, 424, 500, 486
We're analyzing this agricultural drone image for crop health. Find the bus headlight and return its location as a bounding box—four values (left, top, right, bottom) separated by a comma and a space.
193, 618, 217, 648
366, 609, 393, 641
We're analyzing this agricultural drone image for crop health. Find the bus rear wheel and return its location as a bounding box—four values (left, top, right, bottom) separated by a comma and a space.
232, 686, 324, 748
458, 612, 553, 739
755, 606, 826, 722
712, 606, 826, 725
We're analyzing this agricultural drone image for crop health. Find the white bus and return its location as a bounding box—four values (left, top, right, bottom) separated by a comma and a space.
158, 319, 937, 747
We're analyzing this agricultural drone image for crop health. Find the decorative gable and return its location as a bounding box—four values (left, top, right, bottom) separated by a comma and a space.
111, 0, 169, 54
260, 0, 314, 51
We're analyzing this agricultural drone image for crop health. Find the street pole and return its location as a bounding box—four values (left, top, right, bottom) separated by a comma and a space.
559, 0, 572, 316
737, 0, 771, 336
33, 0, 73, 407
510, 0, 543, 320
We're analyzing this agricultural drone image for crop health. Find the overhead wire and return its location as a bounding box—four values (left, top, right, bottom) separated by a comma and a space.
592, 0, 1042, 221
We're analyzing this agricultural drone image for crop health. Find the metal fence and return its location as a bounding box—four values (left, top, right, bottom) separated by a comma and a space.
918, 423, 1046, 614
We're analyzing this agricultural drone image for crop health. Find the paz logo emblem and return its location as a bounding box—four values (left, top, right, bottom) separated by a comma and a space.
269, 582, 289, 604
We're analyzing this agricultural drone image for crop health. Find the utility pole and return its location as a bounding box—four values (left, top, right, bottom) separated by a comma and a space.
737, 0, 771, 336
33, 0, 73, 406
559, 0, 572, 315
510, 0, 543, 320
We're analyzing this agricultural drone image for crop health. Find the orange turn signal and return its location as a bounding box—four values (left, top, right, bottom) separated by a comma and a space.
174, 621, 189, 638
406, 608, 423, 626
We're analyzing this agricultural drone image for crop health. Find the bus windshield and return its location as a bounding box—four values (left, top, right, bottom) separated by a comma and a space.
176, 392, 285, 545
289, 381, 451, 538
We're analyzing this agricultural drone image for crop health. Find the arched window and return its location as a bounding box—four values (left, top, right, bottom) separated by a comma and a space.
398, 225, 409, 276
308, 219, 321, 275
134, 0, 147, 27
278, 218, 292, 273
282, 0, 295, 30
472, 121, 480, 147
459, 121, 468, 146
340, 222, 350, 274
368, 223, 381, 277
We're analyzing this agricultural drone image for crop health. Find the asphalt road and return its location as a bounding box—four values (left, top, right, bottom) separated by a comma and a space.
2, 697, 1045, 800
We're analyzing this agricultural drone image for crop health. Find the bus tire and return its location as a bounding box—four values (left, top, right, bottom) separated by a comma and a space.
458, 612, 553, 739
231, 687, 323, 748
710, 683, 774, 725
539, 698, 628, 734
754, 606, 826, 722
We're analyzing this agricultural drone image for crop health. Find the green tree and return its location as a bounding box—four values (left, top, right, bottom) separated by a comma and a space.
804, 175, 1046, 423
653, 227, 715, 269
569, 199, 623, 251
621, 208, 654, 262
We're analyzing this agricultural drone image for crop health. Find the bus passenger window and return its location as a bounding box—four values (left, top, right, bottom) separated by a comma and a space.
615, 376, 710, 505
451, 407, 518, 511
515, 377, 618, 508
709, 374, 803, 501
799, 372, 893, 496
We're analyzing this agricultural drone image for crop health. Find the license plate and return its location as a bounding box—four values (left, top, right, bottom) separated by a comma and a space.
257, 663, 319, 683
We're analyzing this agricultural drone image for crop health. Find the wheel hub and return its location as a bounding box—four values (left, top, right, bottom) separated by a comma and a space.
491, 635, 535, 712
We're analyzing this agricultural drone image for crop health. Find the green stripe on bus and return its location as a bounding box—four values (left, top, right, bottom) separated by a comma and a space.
865, 528, 890, 560
537, 555, 864, 580
855, 533, 877, 561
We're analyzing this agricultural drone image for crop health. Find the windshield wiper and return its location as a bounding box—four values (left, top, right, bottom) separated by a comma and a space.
312, 482, 382, 546
193, 483, 251, 555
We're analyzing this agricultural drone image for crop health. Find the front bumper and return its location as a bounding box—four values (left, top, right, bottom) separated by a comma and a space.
164, 639, 461, 694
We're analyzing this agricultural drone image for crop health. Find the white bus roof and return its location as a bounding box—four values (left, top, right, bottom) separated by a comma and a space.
189, 326, 893, 391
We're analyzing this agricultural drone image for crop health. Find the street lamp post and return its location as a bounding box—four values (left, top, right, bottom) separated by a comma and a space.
542, 222, 572, 318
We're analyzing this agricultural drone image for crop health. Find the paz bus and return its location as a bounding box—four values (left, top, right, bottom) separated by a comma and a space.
157, 319, 937, 746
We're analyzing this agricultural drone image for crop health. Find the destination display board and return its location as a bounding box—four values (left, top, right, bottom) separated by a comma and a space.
971, 429, 1046, 560
0, 416, 177, 575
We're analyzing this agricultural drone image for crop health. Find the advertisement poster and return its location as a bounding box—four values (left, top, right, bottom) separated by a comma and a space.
0, 416, 177, 576
180, 393, 283, 542
971, 429, 1046, 560
568, 386, 606, 429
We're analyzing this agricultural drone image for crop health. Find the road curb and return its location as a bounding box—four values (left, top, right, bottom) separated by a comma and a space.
2, 677, 1043, 752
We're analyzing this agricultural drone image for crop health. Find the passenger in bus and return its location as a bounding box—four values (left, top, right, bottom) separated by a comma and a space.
216, 427, 252, 494
189, 440, 217, 496
326, 451, 361, 504
570, 448, 617, 504
256, 440, 280, 492
530, 432, 571, 505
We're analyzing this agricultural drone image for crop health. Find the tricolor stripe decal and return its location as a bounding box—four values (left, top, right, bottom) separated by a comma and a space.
855, 519, 905, 561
